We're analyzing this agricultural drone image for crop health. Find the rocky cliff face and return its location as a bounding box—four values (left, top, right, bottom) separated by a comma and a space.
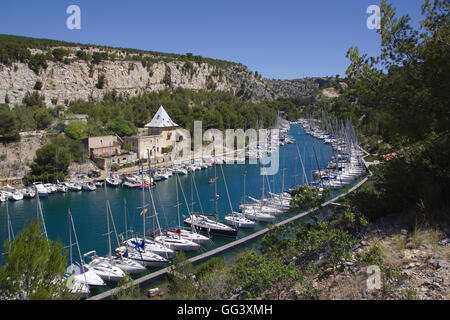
0, 46, 328, 107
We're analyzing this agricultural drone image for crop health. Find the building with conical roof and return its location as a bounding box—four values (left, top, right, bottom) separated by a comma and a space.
124, 106, 179, 161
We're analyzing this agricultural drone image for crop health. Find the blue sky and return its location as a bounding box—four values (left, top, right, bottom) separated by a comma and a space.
0, 1, 423, 79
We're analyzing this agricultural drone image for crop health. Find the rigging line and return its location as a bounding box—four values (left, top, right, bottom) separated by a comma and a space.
154, 183, 170, 229
219, 163, 234, 213
107, 200, 121, 249
296, 142, 309, 186
177, 172, 192, 218
191, 170, 204, 214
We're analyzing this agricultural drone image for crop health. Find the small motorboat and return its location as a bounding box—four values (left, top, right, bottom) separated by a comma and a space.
56, 184, 68, 193
82, 181, 96, 191
21, 187, 36, 198
43, 183, 57, 194
7, 190, 24, 201
33, 183, 49, 197
106, 176, 121, 187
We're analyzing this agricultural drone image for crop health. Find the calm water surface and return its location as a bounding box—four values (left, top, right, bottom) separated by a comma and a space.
0, 125, 341, 294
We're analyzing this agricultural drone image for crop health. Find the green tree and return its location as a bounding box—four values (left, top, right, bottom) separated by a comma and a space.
0, 104, 20, 141
106, 118, 136, 137
33, 80, 43, 90
112, 275, 143, 300
65, 122, 88, 141
166, 251, 196, 300
0, 221, 76, 300
34, 108, 53, 130
28, 143, 70, 182
231, 250, 303, 299
290, 185, 329, 211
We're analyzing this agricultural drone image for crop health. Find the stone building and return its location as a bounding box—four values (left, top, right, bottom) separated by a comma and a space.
124, 106, 179, 162
85, 135, 120, 159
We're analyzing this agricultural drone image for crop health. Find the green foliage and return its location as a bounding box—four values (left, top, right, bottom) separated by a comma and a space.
163, 65, 171, 86
22, 91, 46, 108
231, 250, 303, 299
0, 221, 76, 300
92, 51, 108, 65
33, 80, 43, 90
0, 104, 20, 141
34, 108, 53, 130
96, 74, 106, 89
166, 251, 196, 300
106, 118, 137, 137
27, 142, 70, 182
52, 48, 69, 62
194, 257, 224, 279
290, 185, 329, 210
359, 245, 383, 269
67, 88, 284, 132
371, 131, 450, 220
65, 122, 88, 141
112, 275, 143, 300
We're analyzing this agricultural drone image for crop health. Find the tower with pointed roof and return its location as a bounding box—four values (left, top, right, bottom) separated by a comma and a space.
123, 105, 179, 161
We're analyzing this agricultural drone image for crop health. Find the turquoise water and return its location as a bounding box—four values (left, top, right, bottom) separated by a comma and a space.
0, 125, 335, 294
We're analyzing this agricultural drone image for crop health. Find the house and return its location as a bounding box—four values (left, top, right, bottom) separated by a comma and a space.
85, 136, 120, 159
124, 106, 179, 162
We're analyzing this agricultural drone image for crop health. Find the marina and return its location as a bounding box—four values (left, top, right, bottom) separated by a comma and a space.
0, 120, 367, 298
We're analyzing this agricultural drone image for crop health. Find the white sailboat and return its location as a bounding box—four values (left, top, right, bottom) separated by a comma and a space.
65, 209, 105, 292
183, 153, 238, 237
83, 182, 126, 283
123, 162, 175, 260
173, 171, 210, 244
221, 168, 256, 229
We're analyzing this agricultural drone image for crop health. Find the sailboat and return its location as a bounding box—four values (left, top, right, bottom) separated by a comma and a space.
82, 182, 125, 283
100, 190, 146, 274
222, 168, 256, 229
146, 154, 200, 251
241, 152, 276, 223
122, 161, 175, 260
65, 209, 105, 292
184, 150, 238, 237
173, 171, 210, 244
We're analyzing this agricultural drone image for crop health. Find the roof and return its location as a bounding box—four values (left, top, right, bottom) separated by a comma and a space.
144, 106, 178, 128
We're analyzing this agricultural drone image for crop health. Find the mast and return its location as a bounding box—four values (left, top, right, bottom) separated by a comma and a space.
281, 142, 285, 195
123, 198, 128, 242
68, 209, 72, 266
243, 170, 247, 205
175, 171, 181, 228
104, 180, 112, 261
34, 185, 48, 239
191, 151, 194, 213
294, 140, 297, 188
214, 148, 218, 219
140, 160, 146, 249
6, 202, 11, 243
147, 149, 162, 237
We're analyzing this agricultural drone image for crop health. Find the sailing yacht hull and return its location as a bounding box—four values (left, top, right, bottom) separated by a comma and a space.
184, 217, 238, 237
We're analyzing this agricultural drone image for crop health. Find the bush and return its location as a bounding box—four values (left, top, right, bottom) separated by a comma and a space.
34, 80, 43, 90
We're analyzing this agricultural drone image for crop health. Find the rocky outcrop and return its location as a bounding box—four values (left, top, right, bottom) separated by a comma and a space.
0, 46, 328, 107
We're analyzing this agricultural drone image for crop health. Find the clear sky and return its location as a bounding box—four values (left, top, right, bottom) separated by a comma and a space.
0, 0, 424, 79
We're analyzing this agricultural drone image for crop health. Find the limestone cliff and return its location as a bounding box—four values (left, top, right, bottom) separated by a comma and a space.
0, 44, 328, 107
